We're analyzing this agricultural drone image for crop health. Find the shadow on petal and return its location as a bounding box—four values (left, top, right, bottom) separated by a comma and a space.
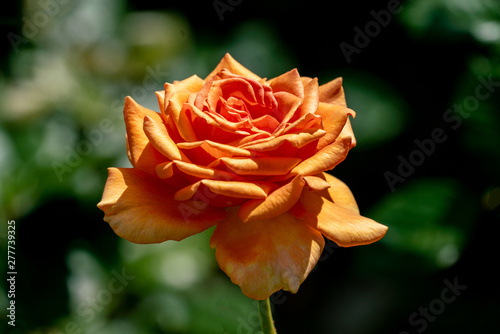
210, 208, 325, 300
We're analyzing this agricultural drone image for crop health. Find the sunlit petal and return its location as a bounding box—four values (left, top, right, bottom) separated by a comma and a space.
165, 90, 198, 142
241, 129, 326, 152
314, 102, 349, 150
171, 74, 205, 93
97, 168, 224, 243
268, 69, 304, 98
204, 53, 262, 81
124, 97, 166, 175
143, 115, 183, 161
218, 156, 301, 175
319, 172, 359, 214
290, 135, 352, 176
300, 190, 387, 247
299, 77, 319, 115
175, 179, 272, 201
177, 140, 252, 159
318, 77, 346, 106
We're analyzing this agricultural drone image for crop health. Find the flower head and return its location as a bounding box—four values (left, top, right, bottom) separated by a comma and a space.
97, 54, 387, 300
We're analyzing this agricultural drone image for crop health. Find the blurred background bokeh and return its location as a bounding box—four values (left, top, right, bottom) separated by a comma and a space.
1, 0, 499, 333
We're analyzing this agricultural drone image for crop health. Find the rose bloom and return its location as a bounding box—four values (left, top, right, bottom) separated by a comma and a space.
97, 54, 387, 300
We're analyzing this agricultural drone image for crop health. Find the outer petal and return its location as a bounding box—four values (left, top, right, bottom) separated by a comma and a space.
319, 172, 359, 214
124, 97, 166, 175
314, 102, 349, 151
318, 77, 346, 106
210, 208, 324, 300
298, 77, 319, 116
289, 135, 352, 176
204, 53, 261, 81
156, 90, 165, 113
97, 168, 225, 244
170, 74, 205, 93
300, 190, 387, 247
268, 69, 304, 98
343, 117, 357, 149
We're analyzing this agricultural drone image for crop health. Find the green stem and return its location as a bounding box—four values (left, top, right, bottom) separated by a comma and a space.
258, 298, 277, 334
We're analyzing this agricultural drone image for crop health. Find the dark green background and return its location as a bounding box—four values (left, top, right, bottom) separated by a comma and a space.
1, 0, 499, 333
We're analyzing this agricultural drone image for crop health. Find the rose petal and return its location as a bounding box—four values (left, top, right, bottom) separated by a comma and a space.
174, 180, 202, 201
124, 97, 166, 175
187, 103, 249, 143
300, 190, 387, 247
299, 77, 319, 116
143, 115, 183, 161
204, 53, 262, 81
250, 114, 280, 133
156, 90, 165, 113
211, 77, 259, 107
202, 179, 271, 199
343, 117, 357, 149
165, 90, 198, 142
175, 179, 272, 201
171, 74, 205, 93
280, 112, 322, 135
227, 132, 271, 147
268, 69, 304, 98
303, 175, 331, 192
210, 208, 324, 300
204, 108, 253, 133
314, 102, 350, 150
163, 77, 204, 118
289, 134, 352, 176
97, 168, 224, 243
241, 128, 326, 152
272, 91, 303, 127
319, 172, 359, 214
218, 156, 302, 176
200, 70, 277, 120
301, 76, 314, 86
156, 161, 174, 179
173, 160, 244, 182
177, 140, 252, 159
238, 175, 306, 222
318, 77, 346, 106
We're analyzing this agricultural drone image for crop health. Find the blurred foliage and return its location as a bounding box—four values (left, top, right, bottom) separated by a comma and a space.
1, 0, 499, 333
369, 178, 475, 269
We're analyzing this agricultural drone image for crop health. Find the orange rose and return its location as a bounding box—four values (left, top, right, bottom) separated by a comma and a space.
97, 54, 387, 300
